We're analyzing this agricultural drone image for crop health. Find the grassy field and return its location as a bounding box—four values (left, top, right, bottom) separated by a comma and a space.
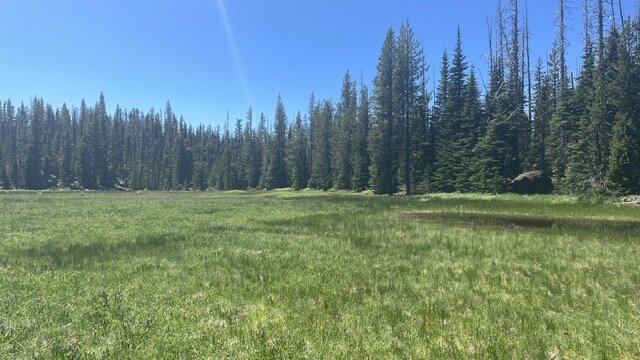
0, 190, 639, 358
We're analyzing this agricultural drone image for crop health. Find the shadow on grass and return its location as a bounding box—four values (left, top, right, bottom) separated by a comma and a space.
12, 231, 190, 272
260, 212, 375, 248
262, 193, 397, 208
404, 211, 640, 238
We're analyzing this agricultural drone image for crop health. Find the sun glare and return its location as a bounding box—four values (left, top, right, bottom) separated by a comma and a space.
216, 0, 252, 106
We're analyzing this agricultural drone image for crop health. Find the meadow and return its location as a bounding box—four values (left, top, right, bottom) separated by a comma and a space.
0, 190, 639, 358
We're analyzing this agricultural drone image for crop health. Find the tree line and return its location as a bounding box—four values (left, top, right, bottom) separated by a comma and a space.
1, 0, 639, 194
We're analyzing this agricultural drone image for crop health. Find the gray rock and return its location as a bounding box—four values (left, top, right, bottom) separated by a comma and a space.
509, 170, 553, 194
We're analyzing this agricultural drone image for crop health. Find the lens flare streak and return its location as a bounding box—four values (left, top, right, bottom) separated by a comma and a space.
216, 0, 252, 106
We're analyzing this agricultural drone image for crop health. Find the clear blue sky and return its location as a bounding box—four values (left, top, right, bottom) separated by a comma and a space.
0, 0, 636, 127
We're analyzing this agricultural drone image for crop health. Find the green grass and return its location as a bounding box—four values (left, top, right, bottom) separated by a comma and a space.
1, 190, 639, 358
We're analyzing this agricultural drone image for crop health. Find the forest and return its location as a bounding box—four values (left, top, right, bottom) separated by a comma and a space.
0, 0, 639, 195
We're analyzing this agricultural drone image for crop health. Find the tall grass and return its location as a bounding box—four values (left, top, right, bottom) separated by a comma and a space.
0, 191, 638, 358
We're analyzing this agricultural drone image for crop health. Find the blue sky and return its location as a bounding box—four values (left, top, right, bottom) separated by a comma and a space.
0, 0, 636, 127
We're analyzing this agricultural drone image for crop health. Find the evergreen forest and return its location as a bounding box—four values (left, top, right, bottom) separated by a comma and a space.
1, 0, 639, 195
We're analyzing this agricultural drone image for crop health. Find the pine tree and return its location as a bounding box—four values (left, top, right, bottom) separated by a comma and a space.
306, 93, 317, 187
190, 125, 206, 190
425, 51, 449, 191
549, 90, 574, 190
24, 98, 44, 189
409, 49, 430, 193
110, 105, 125, 186
530, 59, 552, 173
548, 0, 575, 190
163, 102, 177, 189
42, 105, 56, 188
0, 102, 8, 189
457, 68, 484, 191
57, 104, 75, 186
232, 117, 244, 189
394, 21, 425, 194
94, 93, 111, 187
353, 83, 371, 191
472, 112, 510, 193
606, 19, 639, 193
566, 2, 598, 192
508, 0, 530, 176
3, 100, 18, 188
242, 107, 261, 188
15, 103, 29, 188
608, 112, 640, 193
265, 95, 289, 189
334, 71, 356, 190
435, 26, 467, 192
76, 100, 95, 188
310, 100, 333, 190
178, 118, 193, 188
473, 1, 527, 192
258, 113, 269, 189
217, 114, 232, 190
370, 28, 396, 195
289, 112, 309, 190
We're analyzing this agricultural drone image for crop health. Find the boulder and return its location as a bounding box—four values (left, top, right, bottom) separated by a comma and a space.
509, 170, 553, 194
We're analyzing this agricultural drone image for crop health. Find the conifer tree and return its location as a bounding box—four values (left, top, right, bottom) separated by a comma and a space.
0, 103, 7, 189
94, 93, 111, 187
472, 112, 510, 193
110, 105, 125, 186
57, 104, 74, 186
265, 95, 289, 189
409, 49, 430, 193
548, 0, 575, 190
370, 29, 396, 195
232, 117, 244, 189
457, 68, 484, 191
425, 51, 449, 190
434, 27, 467, 192
608, 113, 640, 193
3, 100, 18, 188
289, 112, 309, 190
530, 59, 552, 173
258, 113, 269, 189
24, 98, 44, 189
310, 101, 333, 190
394, 21, 425, 194
306, 93, 317, 187
566, 1, 598, 192
353, 82, 371, 191
242, 107, 261, 188
334, 71, 356, 190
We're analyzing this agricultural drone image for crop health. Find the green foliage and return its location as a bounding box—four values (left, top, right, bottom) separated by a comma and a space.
608, 113, 640, 193
549, 89, 575, 191
333, 71, 356, 190
434, 29, 468, 193
265, 96, 289, 190
352, 83, 371, 191
393, 21, 426, 195
310, 101, 333, 191
1, 8, 640, 195
288, 112, 309, 190
370, 28, 396, 195
472, 113, 510, 193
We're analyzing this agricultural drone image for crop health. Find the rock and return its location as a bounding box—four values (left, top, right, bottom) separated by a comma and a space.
509, 170, 553, 194
619, 195, 640, 206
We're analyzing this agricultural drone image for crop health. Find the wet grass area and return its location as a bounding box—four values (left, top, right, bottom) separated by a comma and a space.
404, 210, 640, 238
